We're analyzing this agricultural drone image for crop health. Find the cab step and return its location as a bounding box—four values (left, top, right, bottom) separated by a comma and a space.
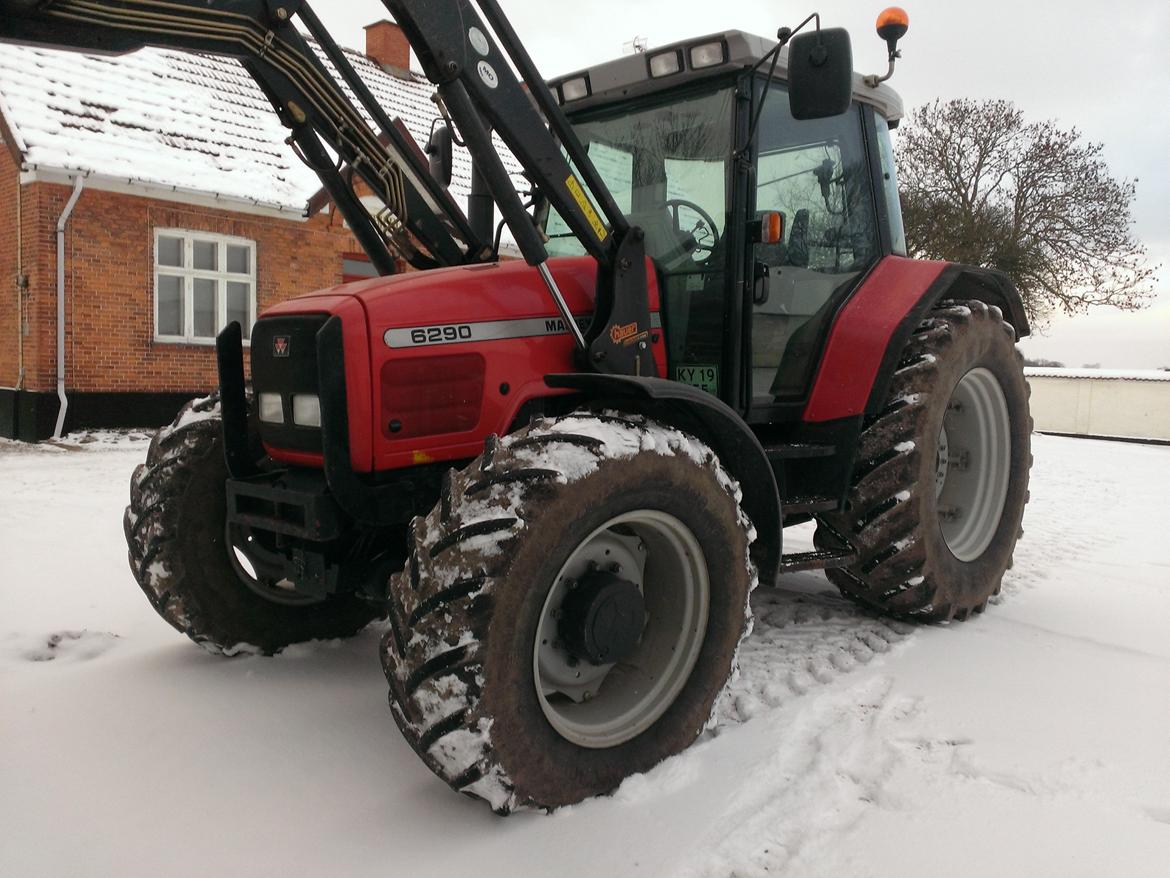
784, 495, 839, 515
778, 548, 855, 574
764, 443, 836, 461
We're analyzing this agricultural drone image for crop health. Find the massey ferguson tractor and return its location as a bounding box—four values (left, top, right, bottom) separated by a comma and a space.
2, 0, 1031, 812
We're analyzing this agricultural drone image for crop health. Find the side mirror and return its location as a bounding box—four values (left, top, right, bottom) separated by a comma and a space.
787, 27, 853, 120
425, 123, 453, 188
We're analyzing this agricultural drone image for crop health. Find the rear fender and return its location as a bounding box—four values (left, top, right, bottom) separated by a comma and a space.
803, 258, 1029, 424
545, 373, 782, 587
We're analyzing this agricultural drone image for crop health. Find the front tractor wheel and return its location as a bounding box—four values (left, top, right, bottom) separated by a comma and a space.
816, 299, 1032, 622
381, 414, 756, 812
123, 393, 382, 654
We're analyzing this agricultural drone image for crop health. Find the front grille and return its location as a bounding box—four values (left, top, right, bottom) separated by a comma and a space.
250, 314, 329, 453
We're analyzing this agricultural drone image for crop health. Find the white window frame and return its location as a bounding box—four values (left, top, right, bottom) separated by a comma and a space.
153, 229, 257, 345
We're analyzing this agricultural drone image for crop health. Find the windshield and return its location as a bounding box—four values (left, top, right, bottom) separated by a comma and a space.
546, 87, 736, 385
545, 87, 735, 266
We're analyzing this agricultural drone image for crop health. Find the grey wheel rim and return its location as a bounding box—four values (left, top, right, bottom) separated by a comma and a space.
936, 367, 1012, 562
533, 509, 710, 749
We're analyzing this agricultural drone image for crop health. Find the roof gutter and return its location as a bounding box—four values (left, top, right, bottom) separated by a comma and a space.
21, 165, 308, 219
53, 175, 84, 440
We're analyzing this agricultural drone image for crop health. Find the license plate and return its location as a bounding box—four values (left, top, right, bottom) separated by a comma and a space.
675, 364, 718, 394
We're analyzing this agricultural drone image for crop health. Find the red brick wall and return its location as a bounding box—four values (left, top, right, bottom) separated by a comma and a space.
13, 169, 54, 394
0, 146, 17, 388
16, 181, 361, 395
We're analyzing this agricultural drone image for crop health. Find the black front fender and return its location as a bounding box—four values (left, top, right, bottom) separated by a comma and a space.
545, 373, 782, 587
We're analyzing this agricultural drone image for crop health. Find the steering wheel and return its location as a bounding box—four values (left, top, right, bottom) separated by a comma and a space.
665, 198, 721, 262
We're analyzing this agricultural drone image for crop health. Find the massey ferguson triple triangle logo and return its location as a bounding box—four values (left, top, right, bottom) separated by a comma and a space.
272, 335, 290, 358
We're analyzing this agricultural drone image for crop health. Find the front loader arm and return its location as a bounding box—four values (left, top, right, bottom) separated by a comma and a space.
384, 0, 657, 377
0, 0, 488, 273
3, 0, 657, 376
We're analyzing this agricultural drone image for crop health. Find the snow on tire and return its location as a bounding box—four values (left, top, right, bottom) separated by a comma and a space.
124, 392, 382, 655
815, 299, 1032, 622
380, 413, 757, 813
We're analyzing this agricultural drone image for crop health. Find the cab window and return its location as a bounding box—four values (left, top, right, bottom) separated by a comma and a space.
752, 90, 879, 401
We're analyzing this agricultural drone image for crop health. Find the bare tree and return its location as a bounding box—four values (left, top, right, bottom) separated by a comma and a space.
896, 99, 1159, 321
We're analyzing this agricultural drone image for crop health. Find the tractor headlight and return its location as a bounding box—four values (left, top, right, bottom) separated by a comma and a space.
292, 394, 321, 428
258, 392, 284, 424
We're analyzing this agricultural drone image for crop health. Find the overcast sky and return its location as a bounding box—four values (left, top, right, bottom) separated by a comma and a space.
315, 1, 1168, 368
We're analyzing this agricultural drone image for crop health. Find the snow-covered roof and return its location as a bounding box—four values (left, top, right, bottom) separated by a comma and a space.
1025, 368, 1170, 382
0, 38, 495, 215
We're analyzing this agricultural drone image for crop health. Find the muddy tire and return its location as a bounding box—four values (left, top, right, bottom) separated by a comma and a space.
124, 393, 382, 655
815, 300, 1031, 622
381, 413, 756, 812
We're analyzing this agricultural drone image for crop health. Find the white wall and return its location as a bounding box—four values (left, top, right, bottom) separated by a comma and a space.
1025, 370, 1170, 441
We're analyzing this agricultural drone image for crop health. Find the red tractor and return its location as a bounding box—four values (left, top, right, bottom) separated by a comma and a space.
3, 0, 1030, 812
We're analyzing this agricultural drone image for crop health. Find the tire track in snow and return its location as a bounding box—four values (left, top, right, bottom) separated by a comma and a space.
685, 676, 924, 878
675, 435, 1144, 877
653, 565, 922, 877
716, 575, 914, 726
714, 518, 915, 727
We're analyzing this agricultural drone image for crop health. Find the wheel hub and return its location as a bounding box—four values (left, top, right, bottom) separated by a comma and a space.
559, 570, 646, 666
533, 509, 710, 749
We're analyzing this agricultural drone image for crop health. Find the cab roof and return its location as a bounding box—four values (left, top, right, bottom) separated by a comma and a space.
549, 29, 903, 125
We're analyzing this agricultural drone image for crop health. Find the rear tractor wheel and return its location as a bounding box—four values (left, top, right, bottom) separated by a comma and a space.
124, 393, 383, 654
816, 299, 1032, 622
381, 413, 756, 812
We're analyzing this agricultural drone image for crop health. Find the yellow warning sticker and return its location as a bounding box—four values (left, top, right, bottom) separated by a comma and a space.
565, 174, 608, 243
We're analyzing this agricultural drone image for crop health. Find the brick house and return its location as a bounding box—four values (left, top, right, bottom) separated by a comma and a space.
0, 21, 481, 440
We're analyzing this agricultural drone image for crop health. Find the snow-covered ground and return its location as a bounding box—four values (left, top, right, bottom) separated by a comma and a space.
2, 431, 1168, 877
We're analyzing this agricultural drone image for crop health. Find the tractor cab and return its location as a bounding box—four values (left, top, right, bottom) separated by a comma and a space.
545, 31, 906, 419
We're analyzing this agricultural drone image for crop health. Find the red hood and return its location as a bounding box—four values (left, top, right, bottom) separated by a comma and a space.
269, 256, 607, 321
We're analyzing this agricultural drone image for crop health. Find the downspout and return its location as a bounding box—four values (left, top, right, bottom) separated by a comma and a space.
53, 175, 84, 440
